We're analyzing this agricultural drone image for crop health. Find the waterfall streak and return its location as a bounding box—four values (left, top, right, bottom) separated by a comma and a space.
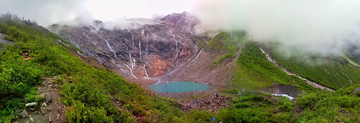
178, 48, 204, 75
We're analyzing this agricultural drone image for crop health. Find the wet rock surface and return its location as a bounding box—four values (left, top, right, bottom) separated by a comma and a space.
49, 12, 202, 78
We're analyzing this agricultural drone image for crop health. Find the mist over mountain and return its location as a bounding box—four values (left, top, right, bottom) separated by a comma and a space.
191, 0, 360, 56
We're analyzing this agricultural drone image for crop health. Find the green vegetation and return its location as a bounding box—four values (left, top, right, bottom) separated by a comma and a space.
216, 85, 360, 122
0, 15, 213, 123
3, 14, 360, 122
268, 43, 360, 90
207, 32, 245, 66
230, 42, 318, 93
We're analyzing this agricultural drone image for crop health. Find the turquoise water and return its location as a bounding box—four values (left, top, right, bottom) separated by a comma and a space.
146, 81, 210, 92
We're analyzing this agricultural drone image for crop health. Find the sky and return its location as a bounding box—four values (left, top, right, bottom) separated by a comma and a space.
1, 0, 360, 55
0, 0, 197, 26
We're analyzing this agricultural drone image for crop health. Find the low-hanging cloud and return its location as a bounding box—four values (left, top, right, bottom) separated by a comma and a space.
191, 0, 360, 55
3, 0, 360, 55
0, 0, 93, 26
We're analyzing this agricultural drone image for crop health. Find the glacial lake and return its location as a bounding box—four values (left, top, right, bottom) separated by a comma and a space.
146, 81, 210, 93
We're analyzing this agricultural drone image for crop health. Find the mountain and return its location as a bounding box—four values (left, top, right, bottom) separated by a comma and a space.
2, 12, 360, 122
49, 12, 240, 89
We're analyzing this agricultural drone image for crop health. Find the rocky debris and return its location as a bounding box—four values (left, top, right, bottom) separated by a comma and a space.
15, 76, 68, 123
180, 96, 232, 113
20, 110, 28, 118
45, 93, 52, 103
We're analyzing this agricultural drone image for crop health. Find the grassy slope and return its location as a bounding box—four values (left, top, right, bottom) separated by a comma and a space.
267, 44, 360, 90
215, 84, 360, 122
343, 53, 360, 67
0, 18, 214, 123
227, 41, 317, 93
206, 32, 242, 66
216, 41, 360, 122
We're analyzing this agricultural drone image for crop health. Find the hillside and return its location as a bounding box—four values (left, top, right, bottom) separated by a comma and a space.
0, 14, 214, 123
262, 43, 360, 90
1, 13, 360, 123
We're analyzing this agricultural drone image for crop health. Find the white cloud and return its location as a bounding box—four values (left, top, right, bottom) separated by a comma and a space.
191, 0, 360, 55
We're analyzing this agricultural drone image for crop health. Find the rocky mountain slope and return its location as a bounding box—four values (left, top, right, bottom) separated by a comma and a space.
49, 12, 240, 88
50, 12, 200, 78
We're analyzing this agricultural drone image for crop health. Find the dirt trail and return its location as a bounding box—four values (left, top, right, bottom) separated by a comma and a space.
15, 76, 67, 123
341, 54, 360, 67
257, 45, 334, 92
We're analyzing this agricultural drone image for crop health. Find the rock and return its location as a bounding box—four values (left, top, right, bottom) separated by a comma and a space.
42, 109, 46, 115
30, 117, 34, 122
45, 93, 52, 103
34, 111, 40, 114
42, 102, 47, 107
25, 102, 38, 107
20, 110, 27, 118
49, 114, 52, 123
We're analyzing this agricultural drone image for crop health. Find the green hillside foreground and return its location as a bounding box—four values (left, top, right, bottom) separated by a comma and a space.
1, 15, 360, 122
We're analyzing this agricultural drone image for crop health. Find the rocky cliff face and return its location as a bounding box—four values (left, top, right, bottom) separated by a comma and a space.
49, 12, 206, 79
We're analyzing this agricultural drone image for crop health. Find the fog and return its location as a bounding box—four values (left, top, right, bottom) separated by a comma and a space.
0, 0, 92, 26
191, 0, 360, 55
0, 0, 196, 27
2, 0, 360, 55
